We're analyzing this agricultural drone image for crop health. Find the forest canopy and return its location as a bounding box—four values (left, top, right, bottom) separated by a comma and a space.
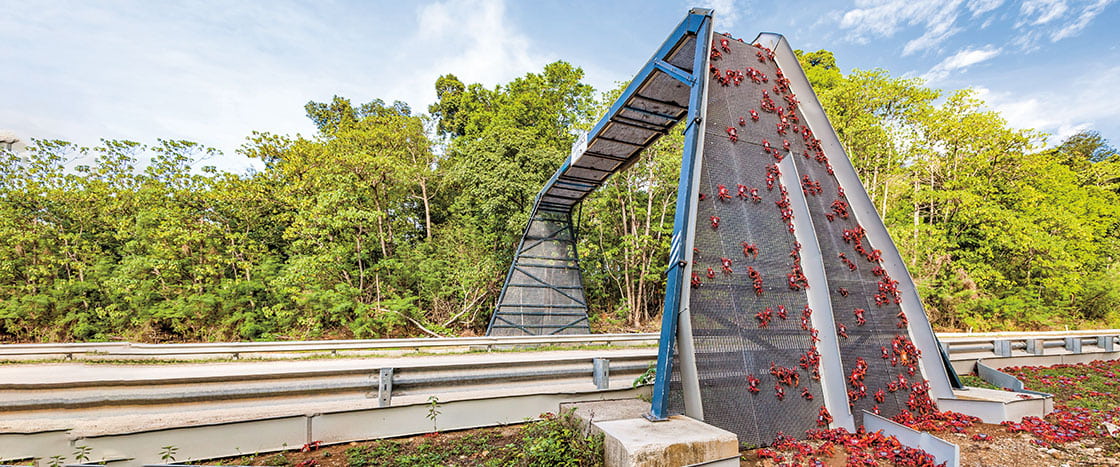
1, 52, 1118, 342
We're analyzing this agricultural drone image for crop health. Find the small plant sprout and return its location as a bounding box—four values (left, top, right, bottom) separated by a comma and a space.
73, 445, 92, 463
160, 445, 178, 462
426, 395, 441, 433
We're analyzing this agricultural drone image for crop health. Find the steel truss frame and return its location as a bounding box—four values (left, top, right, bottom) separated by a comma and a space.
487, 9, 715, 337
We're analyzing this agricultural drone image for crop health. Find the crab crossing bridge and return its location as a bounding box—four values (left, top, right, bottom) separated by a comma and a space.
486, 8, 961, 446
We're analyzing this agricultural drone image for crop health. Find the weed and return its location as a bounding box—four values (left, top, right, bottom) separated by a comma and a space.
958, 374, 1000, 390
73, 445, 92, 463
426, 395, 441, 433
263, 453, 290, 466
517, 409, 604, 466
160, 445, 178, 463
632, 362, 655, 387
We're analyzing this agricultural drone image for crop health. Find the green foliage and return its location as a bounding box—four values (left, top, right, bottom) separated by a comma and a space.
633, 362, 656, 387
516, 410, 604, 467
958, 374, 999, 390
73, 445, 92, 463
159, 445, 178, 462
0, 51, 1117, 341
263, 453, 290, 466
426, 395, 441, 432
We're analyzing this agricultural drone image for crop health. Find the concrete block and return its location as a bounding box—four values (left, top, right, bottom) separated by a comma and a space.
594, 415, 738, 467
564, 398, 650, 435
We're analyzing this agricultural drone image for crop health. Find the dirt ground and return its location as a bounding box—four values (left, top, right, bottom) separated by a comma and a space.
204, 425, 525, 467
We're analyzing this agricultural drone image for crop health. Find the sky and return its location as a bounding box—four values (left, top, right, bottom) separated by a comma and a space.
2, 0, 1117, 173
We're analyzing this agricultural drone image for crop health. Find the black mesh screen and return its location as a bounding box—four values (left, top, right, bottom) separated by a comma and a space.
489, 211, 591, 336
671, 34, 937, 445
673, 35, 824, 447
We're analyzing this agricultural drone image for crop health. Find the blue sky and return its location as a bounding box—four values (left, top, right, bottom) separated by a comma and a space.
2, 0, 1117, 172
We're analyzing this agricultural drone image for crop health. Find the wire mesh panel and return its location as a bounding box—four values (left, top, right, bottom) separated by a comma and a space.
488, 210, 591, 336
669, 34, 826, 447
669, 32, 951, 445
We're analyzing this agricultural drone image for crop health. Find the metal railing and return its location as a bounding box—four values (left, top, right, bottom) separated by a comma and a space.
0, 333, 659, 359
1, 330, 1118, 465
1, 330, 1118, 360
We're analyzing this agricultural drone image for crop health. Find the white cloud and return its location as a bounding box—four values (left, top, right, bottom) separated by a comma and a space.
921, 45, 1002, 82
1051, 0, 1114, 40
390, 0, 551, 113
968, 0, 1005, 16
696, 0, 745, 31
838, 0, 965, 55
974, 65, 1120, 144
1019, 0, 1070, 25
838, 0, 1113, 56
0, 0, 557, 171
902, 21, 962, 56
1014, 0, 1115, 44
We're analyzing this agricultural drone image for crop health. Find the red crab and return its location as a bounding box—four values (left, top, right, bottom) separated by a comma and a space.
720, 257, 733, 274
756, 307, 773, 328
817, 406, 833, 426
717, 184, 731, 201
747, 374, 761, 393
741, 242, 759, 259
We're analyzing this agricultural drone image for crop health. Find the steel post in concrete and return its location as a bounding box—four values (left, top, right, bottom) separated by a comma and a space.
378, 368, 393, 407
593, 358, 610, 390
1065, 337, 1082, 353
1026, 339, 1044, 355
993, 340, 1011, 357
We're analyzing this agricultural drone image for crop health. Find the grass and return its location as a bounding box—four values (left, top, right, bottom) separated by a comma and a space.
1002, 359, 1120, 411
205, 408, 604, 467
958, 373, 1001, 390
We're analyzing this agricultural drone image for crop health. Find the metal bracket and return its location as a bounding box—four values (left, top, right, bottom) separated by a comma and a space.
653, 59, 696, 86
593, 358, 610, 389
378, 368, 394, 407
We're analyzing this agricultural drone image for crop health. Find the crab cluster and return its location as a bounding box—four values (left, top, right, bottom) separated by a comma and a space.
701, 33, 944, 441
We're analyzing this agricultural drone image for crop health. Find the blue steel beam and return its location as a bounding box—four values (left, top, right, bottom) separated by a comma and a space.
532, 9, 711, 206
489, 9, 714, 337
647, 9, 712, 421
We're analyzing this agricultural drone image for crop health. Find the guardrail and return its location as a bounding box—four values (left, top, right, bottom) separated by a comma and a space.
1, 330, 1118, 465
938, 331, 1118, 357
0, 333, 659, 359
2, 330, 1119, 360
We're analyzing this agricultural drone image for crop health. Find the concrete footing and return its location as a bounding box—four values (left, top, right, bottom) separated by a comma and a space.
564, 400, 739, 467
939, 386, 1053, 424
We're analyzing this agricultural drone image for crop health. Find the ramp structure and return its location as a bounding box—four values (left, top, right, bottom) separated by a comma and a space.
487, 10, 710, 336
486, 9, 959, 447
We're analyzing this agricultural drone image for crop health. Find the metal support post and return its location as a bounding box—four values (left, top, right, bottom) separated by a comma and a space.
1026, 339, 1044, 355
593, 358, 610, 389
378, 368, 394, 407
993, 340, 1011, 357
1064, 337, 1082, 353
647, 8, 713, 422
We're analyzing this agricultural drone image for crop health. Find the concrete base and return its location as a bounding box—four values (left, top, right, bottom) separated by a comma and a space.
939, 386, 1053, 424
565, 400, 739, 467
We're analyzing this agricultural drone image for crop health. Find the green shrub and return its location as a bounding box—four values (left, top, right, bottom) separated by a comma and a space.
516, 409, 603, 467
